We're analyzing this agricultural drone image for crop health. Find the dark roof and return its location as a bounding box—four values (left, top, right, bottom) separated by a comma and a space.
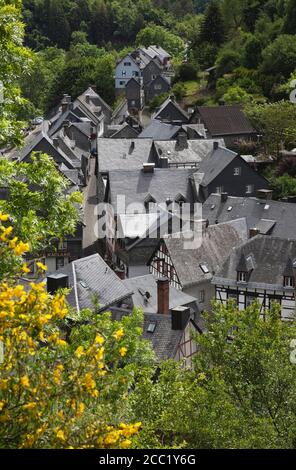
196, 146, 238, 186
52, 254, 132, 312
97, 138, 153, 173
196, 105, 256, 136
122, 274, 198, 314
152, 220, 247, 288
139, 120, 181, 140
213, 236, 296, 290
203, 194, 296, 240
153, 97, 189, 123
108, 168, 195, 214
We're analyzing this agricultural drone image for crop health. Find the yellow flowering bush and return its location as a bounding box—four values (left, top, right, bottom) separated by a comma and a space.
0, 214, 154, 448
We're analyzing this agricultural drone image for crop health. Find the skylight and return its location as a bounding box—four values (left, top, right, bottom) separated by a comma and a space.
211, 204, 215, 210
264, 204, 270, 210
227, 206, 233, 211
200, 264, 209, 274
147, 322, 156, 333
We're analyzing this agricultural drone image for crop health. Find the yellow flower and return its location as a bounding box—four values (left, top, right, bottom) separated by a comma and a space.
113, 329, 124, 341
119, 347, 128, 357
9, 236, 18, 248
0, 401, 5, 411
95, 334, 105, 345
22, 402, 37, 410
120, 439, 132, 449
20, 375, 30, 388
0, 212, 9, 222
36, 261, 47, 271
22, 263, 30, 274
75, 346, 84, 358
14, 241, 30, 255
56, 429, 66, 442
0, 226, 13, 241
77, 402, 85, 416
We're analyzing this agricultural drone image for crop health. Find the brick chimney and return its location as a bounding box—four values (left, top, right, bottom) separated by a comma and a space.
213, 141, 219, 150
142, 163, 155, 173
157, 277, 169, 315
115, 268, 125, 280
249, 227, 260, 238
221, 192, 228, 203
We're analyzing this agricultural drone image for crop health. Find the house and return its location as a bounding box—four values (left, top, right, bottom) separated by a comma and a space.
115, 54, 142, 93
212, 236, 296, 320
141, 58, 163, 87
125, 77, 144, 111
138, 120, 206, 141
113, 276, 201, 364
97, 139, 154, 176
140, 45, 172, 69
202, 192, 296, 239
153, 97, 190, 123
191, 105, 258, 149
104, 123, 140, 139
153, 136, 225, 168
190, 143, 270, 201
46, 254, 133, 313
148, 220, 248, 312
145, 75, 171, 103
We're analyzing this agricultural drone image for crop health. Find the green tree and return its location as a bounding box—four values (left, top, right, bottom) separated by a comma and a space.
243, 35, 262, 68
246, 101, 296, 156
0, 153, 82, 253
261, 35, 296, 80
45, 0, 71, 49
282, 0, 296, 34
199, 0, 225, 45
0, 0, 33, 146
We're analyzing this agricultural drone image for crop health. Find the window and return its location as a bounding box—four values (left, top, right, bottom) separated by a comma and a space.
119, 81, 125, 86
234, 167, 241, 176
151, 74, 157, 80
215, 186, 223, 194
199, 290, 205, 303
56, 257, 65, 270
237, 271, 247, 282
132, 71, 139, 77
123, 61, 131, 66
200, 264, 209, 274
246, 184, 254, 194
122, 70, 126, 76
130, 100, 136, 106
154, 84, 162, 90
147, 322, 156, 333
284, 276, 295, 288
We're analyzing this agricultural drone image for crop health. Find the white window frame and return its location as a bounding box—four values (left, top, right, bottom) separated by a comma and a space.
238, 271, 247, 282
234, 167, 241, 176
246, 184, 254, 194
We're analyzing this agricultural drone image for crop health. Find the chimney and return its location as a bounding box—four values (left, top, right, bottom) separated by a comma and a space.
115, 268, 125, 280
221, 192, 228, 203
47, 273, 69, 295
63, 120, 70, 128
249, 227, 260, 238
157, 277, 169, 315
130, 141, 135, 153
213, 141, 219, 150
142, 163, 155, 173
176, 132, 188, 150
171, 306, 190, 330
256, 189, 273, 200
219, 98, 225, 106
52, 137, 59, 148
159, 156, 169, 168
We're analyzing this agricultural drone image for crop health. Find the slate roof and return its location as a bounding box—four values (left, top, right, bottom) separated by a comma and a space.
196, 146, 238, 186
141, 45, 172, 61
108, 168, 195, 214
213, 235, 296, 290
76, 87, 112, 117
154, 220, 247, 288
139, 120, 181, 140
97, 138, 154, 173
106, 123, 139, 139
202, 194, 296, 239
52, 254, 132, 312
195, 105, 256, 136
122, 274, 198, 314
153, 97, 189, 122
154, 139, 225, 165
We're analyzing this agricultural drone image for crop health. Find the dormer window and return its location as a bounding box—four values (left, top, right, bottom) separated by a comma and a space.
284, 276, 295, 288
237, 271, 247, 282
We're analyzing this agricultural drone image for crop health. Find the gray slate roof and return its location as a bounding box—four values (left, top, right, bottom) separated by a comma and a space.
202, 194, 296, 239
108, 168, 195, 214
98, 138, 153, 173
213, 235, 296, 290
154, 139, 225, 166
195, 105, 256, 136
52, 254, 132, 312
158, 220, 247, 288
153, 97, 189, 122
197, 146, 238, 186
122, 274, 198, 314
139, 120, 181, 140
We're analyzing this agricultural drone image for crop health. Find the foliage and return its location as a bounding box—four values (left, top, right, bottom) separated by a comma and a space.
136, 24, 185, 58
216, 49, 242, 77
246, 101, 296, 156
278, 156, 296, 177
223, 85, 251, 104
0, 0, 33, 146
0, 153, 82, 253
270, 173, 296, 199
175, 63, 198, 82
199, 0, 225, 46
